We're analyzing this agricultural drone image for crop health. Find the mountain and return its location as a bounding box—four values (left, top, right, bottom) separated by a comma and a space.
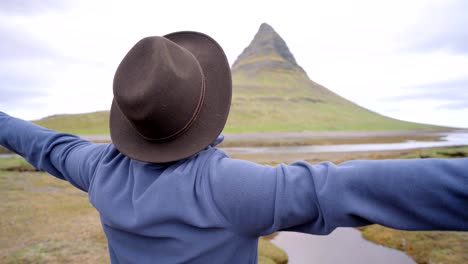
232, 23, 304, 73
34, 23, 442, 134
225, 23, 438, 132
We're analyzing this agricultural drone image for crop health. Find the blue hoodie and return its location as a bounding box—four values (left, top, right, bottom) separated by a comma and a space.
0, 112, 467, 263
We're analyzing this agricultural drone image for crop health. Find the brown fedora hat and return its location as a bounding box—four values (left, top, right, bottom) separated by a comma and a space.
110, 31, 232, 163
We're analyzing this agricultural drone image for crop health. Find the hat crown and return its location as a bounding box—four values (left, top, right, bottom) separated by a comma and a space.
113, 36, 204, 141
110, 31, 232, 163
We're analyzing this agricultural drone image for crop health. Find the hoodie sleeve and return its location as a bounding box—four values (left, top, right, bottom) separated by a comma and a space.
0, 112, 107, 192
206, 151, 468, 236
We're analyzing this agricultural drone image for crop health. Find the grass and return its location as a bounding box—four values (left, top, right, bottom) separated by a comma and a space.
359, 226, 468, 264
226, 97, 443, 132
0, 161, 108, 263
0, 147, 10, 154
33, 111, 110, 135
219, 134, 442, 147
258, 237, 288, 264
401, 146, 468, 159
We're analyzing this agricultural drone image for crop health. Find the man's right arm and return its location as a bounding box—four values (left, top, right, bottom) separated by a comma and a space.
0, 112, 108, 192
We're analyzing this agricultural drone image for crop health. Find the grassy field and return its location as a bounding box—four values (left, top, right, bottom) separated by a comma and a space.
219, 133, 442, 147
0, 158, 109, 263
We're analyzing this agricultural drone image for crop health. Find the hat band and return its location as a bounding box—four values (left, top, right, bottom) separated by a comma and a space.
136, 75, 206, 143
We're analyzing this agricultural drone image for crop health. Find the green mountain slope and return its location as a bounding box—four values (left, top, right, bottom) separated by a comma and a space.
33, 23, 444, 134
225, 23, 440, 132
34, 111, 110, 135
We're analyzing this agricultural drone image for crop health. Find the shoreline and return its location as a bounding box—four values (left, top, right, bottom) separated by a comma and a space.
0, 129, 464, 154
223, 129, 460, 139
79, 129, 462, 146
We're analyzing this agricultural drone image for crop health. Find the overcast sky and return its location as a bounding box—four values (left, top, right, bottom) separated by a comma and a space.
1, 0, 467, 128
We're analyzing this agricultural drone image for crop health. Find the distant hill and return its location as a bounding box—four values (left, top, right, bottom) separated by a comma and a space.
34, 23, 444, 134
34, 111, 110, 135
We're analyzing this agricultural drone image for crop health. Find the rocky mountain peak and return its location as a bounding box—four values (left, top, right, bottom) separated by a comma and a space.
232, 23, 303, 72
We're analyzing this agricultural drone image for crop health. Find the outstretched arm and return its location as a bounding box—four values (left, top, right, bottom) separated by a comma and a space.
206, 151, 468, 236
0, 112, 108, 192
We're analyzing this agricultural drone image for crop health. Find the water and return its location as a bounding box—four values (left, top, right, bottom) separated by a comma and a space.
0, 153, 17, 158
272, 228, 416, 264
3, 132, 468, 158
224, 132, 468, 155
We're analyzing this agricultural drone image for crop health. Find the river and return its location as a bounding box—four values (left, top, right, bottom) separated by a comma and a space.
0, 153, 17, 158
272, 228, 415, 264
223, 131, 468, 155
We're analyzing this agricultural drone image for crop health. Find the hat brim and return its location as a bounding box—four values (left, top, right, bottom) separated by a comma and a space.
110, 31, 232, 163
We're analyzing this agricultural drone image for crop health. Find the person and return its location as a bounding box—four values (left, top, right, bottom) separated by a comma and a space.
0, 31, 467, 264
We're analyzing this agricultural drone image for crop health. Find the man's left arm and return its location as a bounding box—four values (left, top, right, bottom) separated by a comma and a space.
0, 112, 107, 192
206, 152, 468, 236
